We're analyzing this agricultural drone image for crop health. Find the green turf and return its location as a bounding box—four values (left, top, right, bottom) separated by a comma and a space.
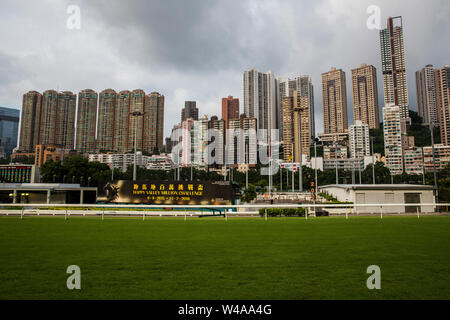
0, 216, 449, 300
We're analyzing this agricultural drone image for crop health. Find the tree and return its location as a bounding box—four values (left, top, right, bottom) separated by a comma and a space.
241, 184, 257, 203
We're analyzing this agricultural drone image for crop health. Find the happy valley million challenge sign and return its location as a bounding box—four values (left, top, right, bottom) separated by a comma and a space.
101, 180, 233, 205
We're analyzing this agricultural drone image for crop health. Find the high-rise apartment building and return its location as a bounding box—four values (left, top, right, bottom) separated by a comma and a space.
435, 65, 450, 146
278, 76, 315, 139
322, 67, 348, 134
40, 90, 59, 146
76, 89, 97, 154
144, 92, 165, 153
415, 65, 439, 127
97, 89, 117, 152
349, 120, 370, 159
282, 92, 311, 162
383, 104, 404, 175
351, 64, 380, 129
129, 89, 146, 153
208, 116, 225, 165
380, 16, 409, 119
19, 91, 42, 152
181, 101, 199, 122
56, 91, 76, 150
228, 115, 257, 166
114, 90, 131, 153
244, 69, 277, 131
222, 96, 240, 130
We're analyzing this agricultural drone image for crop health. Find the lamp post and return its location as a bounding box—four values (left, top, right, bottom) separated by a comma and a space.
429, 124, 438, 202
371, 137, 376, 184
334, 141, 338, 185
130, 110, 145, 181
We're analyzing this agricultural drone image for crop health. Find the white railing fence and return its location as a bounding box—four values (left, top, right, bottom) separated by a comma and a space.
0, 203, 449, 219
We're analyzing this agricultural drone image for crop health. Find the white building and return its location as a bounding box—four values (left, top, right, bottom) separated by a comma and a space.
319, 184, 435, 214
89, 152, 173, 172
349, 120, 370, 158
383, 104, 404, 174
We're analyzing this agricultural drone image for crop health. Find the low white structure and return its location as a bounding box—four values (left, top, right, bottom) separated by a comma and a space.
319, 184, 436, 214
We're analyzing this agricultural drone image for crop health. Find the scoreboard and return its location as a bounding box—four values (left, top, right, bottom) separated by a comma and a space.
99, 180, 234, 205
0, 165, 36, 183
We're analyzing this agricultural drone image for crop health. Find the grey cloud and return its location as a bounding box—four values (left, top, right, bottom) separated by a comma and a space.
0, 0, 449, 138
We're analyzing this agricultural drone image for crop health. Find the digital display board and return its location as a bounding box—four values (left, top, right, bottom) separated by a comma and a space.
0, 166, 33, 183
100, 180, 233, 205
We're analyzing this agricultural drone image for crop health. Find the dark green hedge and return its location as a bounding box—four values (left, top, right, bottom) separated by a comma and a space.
259, 208, 306, 217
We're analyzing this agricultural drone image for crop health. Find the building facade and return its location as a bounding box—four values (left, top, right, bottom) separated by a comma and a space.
415, 65, 439, 127
76, 89, 97, 154
0, 107, 20, 157
383, 104, 404, 175
222, 96, 239, 130
380, 16, 409, 119
349, 120, 370, 158
97, 89, 117, 152
244, 69, 277, 132
435, 66, 450, 146
322, 67, 348, 134
181, 101, 199, 122
19, 91, 42, 152
351, 64, 380, 129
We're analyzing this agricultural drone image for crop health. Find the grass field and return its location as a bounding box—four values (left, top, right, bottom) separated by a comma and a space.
0, 215, 449, 300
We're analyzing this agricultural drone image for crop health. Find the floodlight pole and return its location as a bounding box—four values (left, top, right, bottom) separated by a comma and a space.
335, 141, 338, 184
130, 110, 145, 181
429, 124, 438, 202
371, 137, 375, 184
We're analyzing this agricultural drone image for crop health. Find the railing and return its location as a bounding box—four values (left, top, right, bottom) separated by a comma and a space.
0, 203, 449, 220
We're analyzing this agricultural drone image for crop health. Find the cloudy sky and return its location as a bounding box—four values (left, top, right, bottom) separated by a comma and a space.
0, 0, 449, 138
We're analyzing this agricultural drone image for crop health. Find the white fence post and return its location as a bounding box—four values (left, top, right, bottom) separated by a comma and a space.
417, 206, 420, 219
380, 206, 383, 219
21, 207, 24, 220
265, 209, 268, 221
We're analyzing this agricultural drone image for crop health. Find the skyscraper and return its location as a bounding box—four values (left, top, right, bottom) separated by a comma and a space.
380, 16, 409, 119
181, 101, 198, 122
19, 91, 42, 152
282, 92, 311, 162
97, 89, 117, 152
435, 65, 450, 145
383, 104, 404, 175
114, 90, 131, 153
40, 90, 59, 146
222, 96, 239, 129
322, 67, 348, 134
278, 76, 315, 139
0, 107, 20, 157
144, 92, 165, 153
129, 89, 146, 153
76, 89, 97, 154
243, 69, 277, 131
351, 64, 380, 129
56, 91, 76, 150
415, 65, 439, 127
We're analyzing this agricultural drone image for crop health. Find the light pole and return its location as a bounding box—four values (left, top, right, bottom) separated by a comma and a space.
130, 110, 145, 181
429, 124, 438, 202
371, 137, 375, 184
334, 142, 338, 185
314, 140, 318, 200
